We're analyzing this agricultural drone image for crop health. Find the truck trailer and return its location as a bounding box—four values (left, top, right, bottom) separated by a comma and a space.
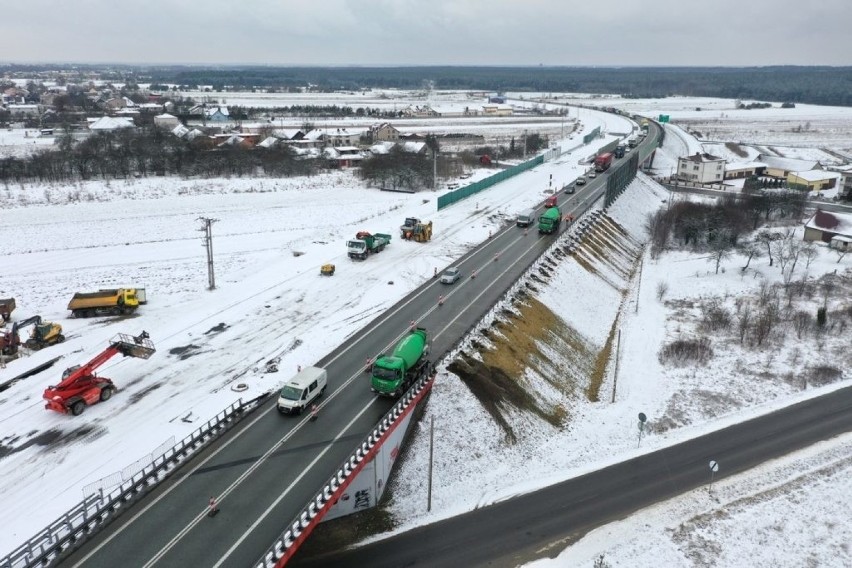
594, 152, 614, 172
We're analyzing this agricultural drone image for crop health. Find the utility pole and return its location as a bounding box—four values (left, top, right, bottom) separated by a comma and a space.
198, 217, 218, 290
427, 415, 434, 512
432, 147, 437, 190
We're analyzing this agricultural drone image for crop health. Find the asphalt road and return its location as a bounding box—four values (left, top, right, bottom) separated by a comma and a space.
293, 383, 852, 568
63, 123, 658, 568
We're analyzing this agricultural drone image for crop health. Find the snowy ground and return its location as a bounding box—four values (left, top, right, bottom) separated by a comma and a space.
0, 107, 616, 554
1, 92, 851, 566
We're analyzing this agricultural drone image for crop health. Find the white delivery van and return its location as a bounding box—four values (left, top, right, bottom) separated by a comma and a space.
516, 209, 536, 227
277, 366, 328, 415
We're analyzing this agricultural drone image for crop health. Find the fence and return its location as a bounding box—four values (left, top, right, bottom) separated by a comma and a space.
1, 396, 264, 568
81, 437, 176, 498
437, 155, 544, 210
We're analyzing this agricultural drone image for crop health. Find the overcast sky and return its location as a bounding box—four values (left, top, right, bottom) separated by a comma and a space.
2, 0, 850, 67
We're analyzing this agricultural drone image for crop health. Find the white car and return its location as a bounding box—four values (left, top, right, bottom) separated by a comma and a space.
441, 267, 461, 284
575, 177, 587, 186
588, 172, 597, 179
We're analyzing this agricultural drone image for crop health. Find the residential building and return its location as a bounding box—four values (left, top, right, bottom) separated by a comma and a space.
724, 161, 766, 179
5, 104, 40, 118
88, 116, 135, 131
835, 167, 852, 200
676, 152, 726, 183
787, 170, 839, 192
757, 154, 821, 179
803, 209, 852, 250
370, 123, 400, 142
154, 113, 180, 129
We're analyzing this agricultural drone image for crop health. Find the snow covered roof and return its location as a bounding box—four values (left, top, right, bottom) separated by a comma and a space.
369, 142, 395, 154
806, 210, 852, 235
791, 169, 839, 182
725, 161, 767, 171
88, 116, 135, 130
172, 124, 190, 138
401, 141, 427, 153
334, 145, 361, 152
258, 136, 278, 149
680, 152, 724, 163
156, 113, 176, 120
217, 135, 244, 147
758, 154, 819, 172
303, 129, 324, 141
273, 129, 304, 140
186, 128, 204, 140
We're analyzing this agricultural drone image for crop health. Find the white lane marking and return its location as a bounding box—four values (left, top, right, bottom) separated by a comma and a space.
211, 398, 379, 568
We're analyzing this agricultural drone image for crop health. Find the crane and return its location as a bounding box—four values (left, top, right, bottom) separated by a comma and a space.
43, 331, 156, 416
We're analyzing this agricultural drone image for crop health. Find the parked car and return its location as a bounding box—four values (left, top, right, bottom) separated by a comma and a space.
440, 267, 461, 284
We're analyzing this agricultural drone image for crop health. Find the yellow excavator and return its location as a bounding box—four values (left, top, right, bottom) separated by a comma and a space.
0, 316, 65, 357
400, 217, 433, 243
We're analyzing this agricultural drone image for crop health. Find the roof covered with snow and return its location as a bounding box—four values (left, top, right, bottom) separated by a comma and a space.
88, 116, 135, 130
790, 169, 839, 182
758, 154, 820, 172
806, 209, 852, 235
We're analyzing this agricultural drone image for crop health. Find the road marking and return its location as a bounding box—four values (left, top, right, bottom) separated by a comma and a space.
71, 361, 372, 568
211, 398, 379, 568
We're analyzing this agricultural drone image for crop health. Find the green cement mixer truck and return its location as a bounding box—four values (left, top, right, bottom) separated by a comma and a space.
538, 206, 562, 235
370, 327, 431, 397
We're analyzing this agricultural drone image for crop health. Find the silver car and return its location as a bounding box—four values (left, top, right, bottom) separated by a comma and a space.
440, 267, 461, 284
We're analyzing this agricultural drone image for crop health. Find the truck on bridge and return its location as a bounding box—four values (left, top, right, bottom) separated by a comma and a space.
594, 152, 614, 172
538, 207, 562, 235
370, 327, 431, 397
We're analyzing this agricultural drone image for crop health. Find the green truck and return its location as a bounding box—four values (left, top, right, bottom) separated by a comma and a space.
538, 206, 562, 235
370, 327, 431, 397
347, 231, 392, 260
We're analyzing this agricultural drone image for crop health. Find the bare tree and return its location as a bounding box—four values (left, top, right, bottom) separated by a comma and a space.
737, 240, 763, 272
656, 281, 669, 301
708, 229, 734, 274
792, 311, 812, 339
756, 230, 777, 267
753, 307, 774, 346
736, 301, 752, 344
801, 242, 818, 271
836, 248, 848, 264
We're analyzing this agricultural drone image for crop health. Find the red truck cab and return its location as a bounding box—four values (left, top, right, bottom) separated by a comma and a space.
545, 195, 558, 208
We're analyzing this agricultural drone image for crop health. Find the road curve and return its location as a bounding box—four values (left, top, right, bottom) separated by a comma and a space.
292, 383, 852, 568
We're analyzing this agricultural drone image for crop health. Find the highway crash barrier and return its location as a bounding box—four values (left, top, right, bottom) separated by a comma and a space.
254, 368, 437, 568
0, 396, 265, 568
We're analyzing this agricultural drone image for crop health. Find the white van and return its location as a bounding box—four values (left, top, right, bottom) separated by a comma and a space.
276, 366, 328, 415
516, 209, 536, 227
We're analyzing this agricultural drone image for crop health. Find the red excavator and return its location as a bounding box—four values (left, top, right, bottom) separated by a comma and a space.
43, 331, 156, 416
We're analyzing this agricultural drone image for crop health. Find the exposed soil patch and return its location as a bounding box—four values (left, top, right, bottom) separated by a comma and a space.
0, 425, 102, 460
128, 382, 164, 405
169, 344, 201, 360
204, 322, 229, 335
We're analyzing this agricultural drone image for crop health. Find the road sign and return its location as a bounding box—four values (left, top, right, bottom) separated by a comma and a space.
658, 114, 670, 123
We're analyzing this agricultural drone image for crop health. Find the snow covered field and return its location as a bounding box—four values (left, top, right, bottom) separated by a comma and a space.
1, 92, 851, 566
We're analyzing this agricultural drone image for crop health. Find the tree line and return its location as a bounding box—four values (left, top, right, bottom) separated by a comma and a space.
0, 128, 319, 185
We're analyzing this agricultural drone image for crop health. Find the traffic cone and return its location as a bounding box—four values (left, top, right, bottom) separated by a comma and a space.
365, 358, 372, 373
310, 404, 319, 422
438, 295, 444, 306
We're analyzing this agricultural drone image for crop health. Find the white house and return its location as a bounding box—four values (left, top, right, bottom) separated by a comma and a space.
154, 113, 180, 129
677, 152, 726, 183
88, 116, 135, 131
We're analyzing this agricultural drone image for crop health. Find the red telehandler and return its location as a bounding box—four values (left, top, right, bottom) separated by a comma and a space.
43, 331, 156, 416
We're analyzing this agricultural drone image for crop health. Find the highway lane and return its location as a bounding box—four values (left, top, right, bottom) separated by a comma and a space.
65, 121, 655, 568
292, 383, 852, 568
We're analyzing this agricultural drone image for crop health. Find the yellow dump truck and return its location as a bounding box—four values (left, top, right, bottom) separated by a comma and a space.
68, 288, 143, 318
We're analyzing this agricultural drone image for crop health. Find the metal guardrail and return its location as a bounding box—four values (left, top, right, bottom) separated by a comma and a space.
0, 396, 264, 568
254, 371, 436, 568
